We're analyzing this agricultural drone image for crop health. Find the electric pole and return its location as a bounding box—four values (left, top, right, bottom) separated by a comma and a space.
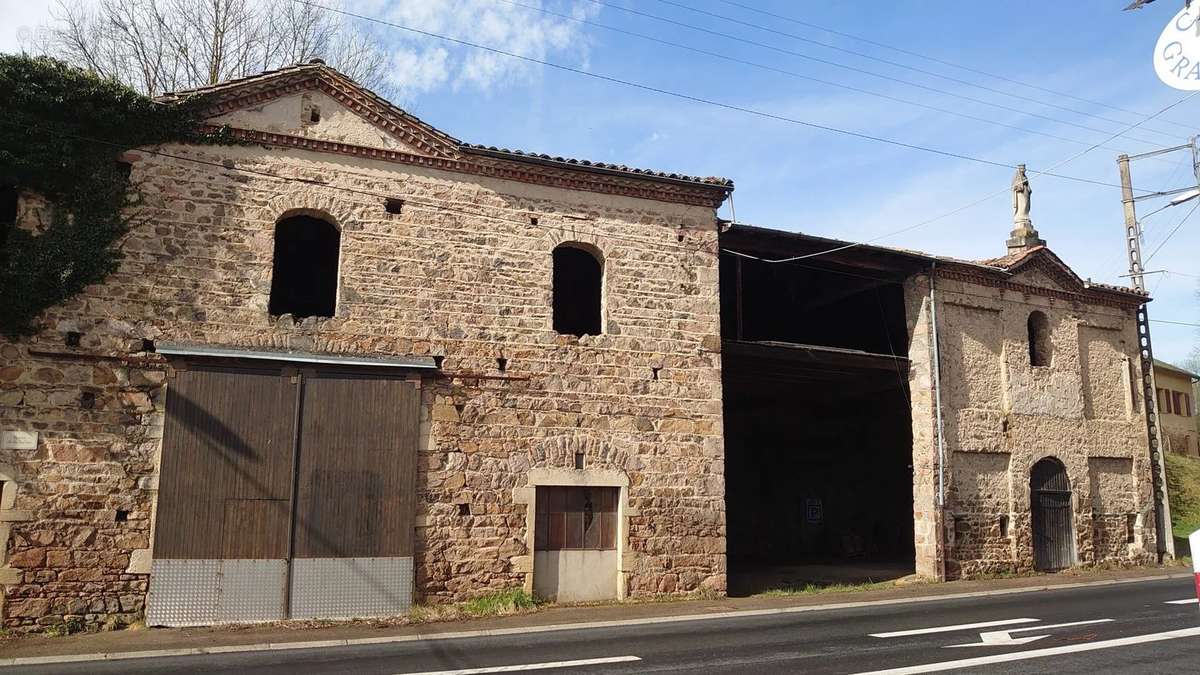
1116, 142, 1200, 562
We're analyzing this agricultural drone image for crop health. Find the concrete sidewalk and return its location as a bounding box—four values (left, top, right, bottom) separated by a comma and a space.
1, 566, 1193, 665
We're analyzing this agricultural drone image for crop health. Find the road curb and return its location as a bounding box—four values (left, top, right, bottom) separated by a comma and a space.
2, 571, 1191, 668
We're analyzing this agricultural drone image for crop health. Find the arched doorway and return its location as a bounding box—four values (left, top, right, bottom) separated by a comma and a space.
1030, 457, 1075, 570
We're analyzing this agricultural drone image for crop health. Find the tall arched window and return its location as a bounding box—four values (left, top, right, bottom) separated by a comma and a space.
552, 243, 603, 336
0, 186, 16, 250
268, 214, 340, 318
0, 186, 16, 226
1027, 310, 1051, 367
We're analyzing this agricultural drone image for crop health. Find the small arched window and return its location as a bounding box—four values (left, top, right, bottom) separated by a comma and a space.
268, 214, 340, 318
0, 186, 17, 226
1027, 310, 1051, 367
552, 243, 603, 336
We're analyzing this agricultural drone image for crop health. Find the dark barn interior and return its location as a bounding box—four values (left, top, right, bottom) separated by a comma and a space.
719, 225, 927, 595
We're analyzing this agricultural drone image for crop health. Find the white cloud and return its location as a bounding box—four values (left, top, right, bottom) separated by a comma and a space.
386, 44, 450, 99
350, 0, 597, 95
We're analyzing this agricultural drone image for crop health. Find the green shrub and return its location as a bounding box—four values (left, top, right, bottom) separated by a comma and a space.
0, 55, 219, 336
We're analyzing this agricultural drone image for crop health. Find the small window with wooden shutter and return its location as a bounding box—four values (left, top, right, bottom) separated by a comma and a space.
535, 486, 617, 551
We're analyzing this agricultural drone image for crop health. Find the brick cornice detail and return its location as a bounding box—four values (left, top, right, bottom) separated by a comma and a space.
937, 267, 1144, 309
202, 72, 459, 159
204, 125, 728, 208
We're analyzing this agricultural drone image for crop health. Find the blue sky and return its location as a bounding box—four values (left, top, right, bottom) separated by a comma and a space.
3, 1, 1199, 364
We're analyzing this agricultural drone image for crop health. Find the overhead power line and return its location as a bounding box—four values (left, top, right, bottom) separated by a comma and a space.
563, 0, 1181, 150
712, 0, 1197, 134
292, 0, 1161, 194
1145, 199, 1200, 263
715, 90, 1200, 263
1151, 319, 1200, 328
642, 0, 1190, 142
490, 0, 1167, 161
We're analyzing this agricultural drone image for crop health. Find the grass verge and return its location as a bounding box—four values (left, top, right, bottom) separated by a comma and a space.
1166, 452, 1200, 557
756, 580, 897, 597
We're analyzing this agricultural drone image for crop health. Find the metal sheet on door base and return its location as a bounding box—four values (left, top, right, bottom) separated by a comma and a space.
147, 559, 287, 627
289, 557, 413, 619
147, 559, 220, 626
217, 559, 287, 623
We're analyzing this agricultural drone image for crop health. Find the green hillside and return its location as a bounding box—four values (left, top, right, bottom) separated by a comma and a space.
1166, 452, 1200, 558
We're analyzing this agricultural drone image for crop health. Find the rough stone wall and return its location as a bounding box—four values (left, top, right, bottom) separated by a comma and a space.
0, 138, 726, 630
903, 275, 943, 580
930, 272, 1155, 579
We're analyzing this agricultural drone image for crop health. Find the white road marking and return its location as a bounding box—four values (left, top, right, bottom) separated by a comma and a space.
1165, 598, 1199, 604
945, 618, 1114, 648
1, 574, 1190, 668
850, 626, 1200, 674
869, 618, 1038, 638
395, 656, 642, 675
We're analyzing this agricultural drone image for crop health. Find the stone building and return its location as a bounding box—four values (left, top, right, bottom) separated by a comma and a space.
0, 63, 1161, 630
1154, 359, 1198, 457
718, 188, 1159, 583
0, 62, 730, 629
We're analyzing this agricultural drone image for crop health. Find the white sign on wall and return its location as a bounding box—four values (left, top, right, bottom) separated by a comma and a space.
1155, 5, 1200, 89
0, 430, 37, 450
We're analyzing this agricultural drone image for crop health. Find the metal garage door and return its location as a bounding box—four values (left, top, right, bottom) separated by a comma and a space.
147, 361, 420, 626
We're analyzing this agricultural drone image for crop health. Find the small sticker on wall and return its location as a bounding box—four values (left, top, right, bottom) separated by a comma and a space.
806, 497, 824, 523
0, 430, 38, 450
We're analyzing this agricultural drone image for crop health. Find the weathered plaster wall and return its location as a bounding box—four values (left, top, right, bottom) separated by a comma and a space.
931, 271, 1154, 579
0, 138, 726, 629
209, 90, 420, 153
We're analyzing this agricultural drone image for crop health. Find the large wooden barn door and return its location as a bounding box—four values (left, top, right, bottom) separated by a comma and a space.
147, 363, 419, 626
1031, 458, 1075, 571
289, 372, 419, 619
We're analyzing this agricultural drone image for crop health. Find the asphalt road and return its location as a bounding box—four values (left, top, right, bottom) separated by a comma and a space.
10, 576, 1200, 674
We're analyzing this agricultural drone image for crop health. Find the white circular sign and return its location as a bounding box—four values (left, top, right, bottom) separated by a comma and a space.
1155, 6, 1200, 89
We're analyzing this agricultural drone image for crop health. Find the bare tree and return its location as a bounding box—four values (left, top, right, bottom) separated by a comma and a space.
31, 0, 389, 96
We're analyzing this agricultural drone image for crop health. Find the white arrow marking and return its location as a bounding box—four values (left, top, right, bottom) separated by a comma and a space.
1165, 598, 1199, 604
850, 626, 1200, 674
945, 618, 1113, 648
870, 618, 1038, 638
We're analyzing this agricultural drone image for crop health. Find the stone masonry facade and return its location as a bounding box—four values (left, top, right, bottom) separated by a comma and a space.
0, 63, 1160, 631
908, 257, 1157, 580
0, 64, 728, 630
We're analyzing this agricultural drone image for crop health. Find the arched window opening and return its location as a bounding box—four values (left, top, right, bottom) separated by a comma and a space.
1027, 310, 1052, 367
552, 244, 603, 337
0, 186, 17, 226
268, 214, 340, 318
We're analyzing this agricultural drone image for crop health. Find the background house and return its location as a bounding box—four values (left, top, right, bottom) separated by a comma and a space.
1155, 359, 1199, 457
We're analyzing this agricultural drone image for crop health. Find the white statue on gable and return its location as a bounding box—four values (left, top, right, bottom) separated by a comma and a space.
1006, 163, 1045, 252
1012, 164, 1032, 227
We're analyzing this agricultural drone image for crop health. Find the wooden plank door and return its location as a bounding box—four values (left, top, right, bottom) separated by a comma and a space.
288, 372, 420, 619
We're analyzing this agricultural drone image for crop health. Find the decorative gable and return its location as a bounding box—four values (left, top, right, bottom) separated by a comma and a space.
161, 62, 732, 208
207, 89, 432, 156
998, 248, 1086, 294
1008, 265, 1077, 293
